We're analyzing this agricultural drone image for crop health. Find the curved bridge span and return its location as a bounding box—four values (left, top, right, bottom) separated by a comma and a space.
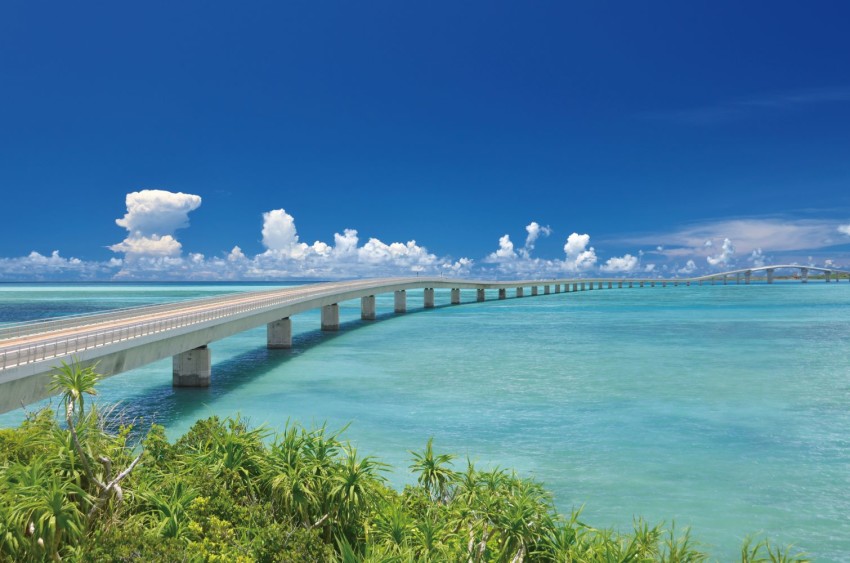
1, 265, 847, 414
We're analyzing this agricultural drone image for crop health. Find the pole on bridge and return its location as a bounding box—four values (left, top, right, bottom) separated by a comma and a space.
395, 290, 407, 312
321, 304, 340, 331
361, 295, 376, 320
173, 346, 211, 388
267, 318, 292, 348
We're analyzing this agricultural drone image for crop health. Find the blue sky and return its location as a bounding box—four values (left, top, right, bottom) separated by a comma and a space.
1, 1, 849, 280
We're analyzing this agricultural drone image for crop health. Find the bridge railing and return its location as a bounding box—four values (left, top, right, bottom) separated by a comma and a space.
0, 279, 395, 371
0, 286, 304, 342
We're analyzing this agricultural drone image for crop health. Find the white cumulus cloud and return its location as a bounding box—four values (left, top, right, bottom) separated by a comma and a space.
677, 259, 697, 274
110, 189, 202, 258
563, 233, 597, 271
706, 238, 735, 267
600, 253, 639, 273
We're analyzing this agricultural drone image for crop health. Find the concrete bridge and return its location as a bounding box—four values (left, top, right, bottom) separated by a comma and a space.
1, 265, 847, 414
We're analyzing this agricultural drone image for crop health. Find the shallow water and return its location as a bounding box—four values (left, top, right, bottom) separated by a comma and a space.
1, 281, 849, 560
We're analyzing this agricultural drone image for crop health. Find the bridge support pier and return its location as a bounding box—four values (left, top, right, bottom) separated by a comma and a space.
267, 318, 292, 349
424, 288, 435, 308
767, 268, 774, 284
628, 281, 633, 288
588, 282, 594, 290
321, 304, 339, 331
639, 281, 644, 288
361, 295, 376, 320
618, 281, 623, 289
529, 286, 537, 296
745, 270, 751, 285
555, 284, 561, 293
801, 268, 808, 283
608, 281, 613, 289
736, 273, 741, 284
651, 281, 656, 288
476, 288, 486, 302
395, 290, 407, 313
825, 271, 832, 283
498, 288, 506, 300
451, 288, 461, 304
544, 285, 550, 295
173, 346, 211, 388
516, 287, 524, 298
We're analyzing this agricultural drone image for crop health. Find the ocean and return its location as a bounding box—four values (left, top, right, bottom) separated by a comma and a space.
1, 281, 848, 560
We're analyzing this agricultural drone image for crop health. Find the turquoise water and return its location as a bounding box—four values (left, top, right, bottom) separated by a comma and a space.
2, 282, 849, 560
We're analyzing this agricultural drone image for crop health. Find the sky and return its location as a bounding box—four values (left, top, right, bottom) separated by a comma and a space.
1, 1, 849, 280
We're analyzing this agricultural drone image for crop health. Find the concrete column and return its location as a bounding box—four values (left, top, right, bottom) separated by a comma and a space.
618, 281, 623, 289
395, 290, 407, 313
321, 304, 339, 331
800, 268, 808, 283
723, 275, 728, 285
767, 268, 774, 284
588, 282, 594, 291
516, 287, 524, 298
686, 281, 690, 286
608, 281, 613, 289
361, 295, 376, 320
573, 283, 578, 292
424, 288, 435, 308
598, 282, 604, 289
544, 285, 550, 295
639, 281, 644, 288
825, 271, 832, 283
651, 281, 656, 288
498, 288, 506, 300
673, 281, 678, 287
662, 281, 667, 288
580, 282, 586, 291
736, 273, 741, 284
628, 281, 633, 288
531, 286, 539, 296
173, 346, 211, 388
451, 288, 461, 304
555, 284, 561, 293
477, 288, 486, 302
267, 318, 292, 349
745, 270, 751, 285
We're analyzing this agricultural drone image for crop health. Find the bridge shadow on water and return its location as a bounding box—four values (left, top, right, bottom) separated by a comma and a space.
118, 303, 464, 432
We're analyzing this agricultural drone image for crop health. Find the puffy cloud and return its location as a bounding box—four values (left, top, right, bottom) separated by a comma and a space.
487, 234, 518, 262
677, 260, 697, 274
521, 222, 552, 257
110, 189, 202, 258
0, 251, 119, 280
227, 246, 247, 262
600, 254, 639, 273
563, 233, 597, 271
748, 248, 766, 267
109, 234, 182, 257
644, 264, 656, 273
839, 225, 850, 236
115, 190, 202, 234
706, 238, 735, 267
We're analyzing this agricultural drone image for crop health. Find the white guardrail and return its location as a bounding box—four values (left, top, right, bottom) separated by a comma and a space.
0, 279, 390, 372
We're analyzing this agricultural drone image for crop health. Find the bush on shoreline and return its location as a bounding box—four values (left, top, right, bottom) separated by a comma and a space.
0, 363, 809, 562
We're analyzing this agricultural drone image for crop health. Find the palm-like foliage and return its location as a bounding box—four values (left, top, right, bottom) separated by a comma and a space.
49, 358, 100, 418
409, 437, 456, 503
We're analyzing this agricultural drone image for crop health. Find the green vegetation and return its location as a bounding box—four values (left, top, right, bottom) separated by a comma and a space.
0, 362, 810, 562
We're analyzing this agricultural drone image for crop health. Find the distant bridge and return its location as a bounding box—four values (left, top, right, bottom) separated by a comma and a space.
0, 264, 847, 414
